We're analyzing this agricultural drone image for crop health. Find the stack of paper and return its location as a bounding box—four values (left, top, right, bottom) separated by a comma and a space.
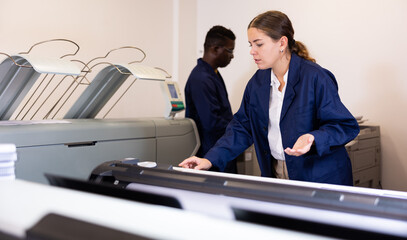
0, 144, 17, 180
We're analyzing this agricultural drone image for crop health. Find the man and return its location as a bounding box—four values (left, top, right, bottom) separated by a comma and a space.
184, 25, 237, 173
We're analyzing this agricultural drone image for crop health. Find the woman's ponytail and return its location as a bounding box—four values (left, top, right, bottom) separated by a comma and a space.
291, 40, 316, 63
249, 10, 316, 63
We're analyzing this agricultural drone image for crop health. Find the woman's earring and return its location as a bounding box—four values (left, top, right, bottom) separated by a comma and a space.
280, 49, 284, 52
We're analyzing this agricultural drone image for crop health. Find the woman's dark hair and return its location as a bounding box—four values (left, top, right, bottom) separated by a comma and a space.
248, 10, 315, 63
204, 25, 235, 52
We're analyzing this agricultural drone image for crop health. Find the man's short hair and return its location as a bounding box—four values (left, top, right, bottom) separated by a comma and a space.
204, 25, 235, 52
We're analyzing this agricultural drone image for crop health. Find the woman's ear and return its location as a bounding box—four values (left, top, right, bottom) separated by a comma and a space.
280, 36, 288, 49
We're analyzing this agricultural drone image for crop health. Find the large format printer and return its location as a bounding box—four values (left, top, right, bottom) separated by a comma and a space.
0, 178, 339, 240
2, 158, 407, 239
0, 40, 199, 184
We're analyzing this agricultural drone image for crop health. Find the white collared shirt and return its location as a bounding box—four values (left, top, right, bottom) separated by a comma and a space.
268, 69, 288, 161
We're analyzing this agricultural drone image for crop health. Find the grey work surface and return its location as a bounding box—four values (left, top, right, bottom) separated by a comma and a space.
0, 118, 199, 184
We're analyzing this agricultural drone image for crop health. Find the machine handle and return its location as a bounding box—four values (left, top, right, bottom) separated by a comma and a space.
64, 141, 97, 148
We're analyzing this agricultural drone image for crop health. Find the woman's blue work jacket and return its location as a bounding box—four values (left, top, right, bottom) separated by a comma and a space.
205, 53, 359, 185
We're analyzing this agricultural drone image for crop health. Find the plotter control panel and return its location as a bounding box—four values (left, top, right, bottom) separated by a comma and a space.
161, 81, 185, 118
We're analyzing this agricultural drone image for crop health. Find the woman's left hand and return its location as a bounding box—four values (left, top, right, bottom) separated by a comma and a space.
284, 133, 314, 156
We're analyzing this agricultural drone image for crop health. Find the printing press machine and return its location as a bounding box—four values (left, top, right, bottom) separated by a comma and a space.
92, 159, 407, 238
0, 41, 199, 184
87, 159, 407, 239
0, 177, 338, 240
2, 158, 407, 239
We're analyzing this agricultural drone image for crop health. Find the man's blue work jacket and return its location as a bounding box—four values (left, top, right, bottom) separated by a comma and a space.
185, 59, 233, 157
205, 53, 359, 185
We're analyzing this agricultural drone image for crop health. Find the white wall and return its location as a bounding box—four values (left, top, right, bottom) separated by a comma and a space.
0, 0, 181, 119
196, 0, 407, 191
177, 0, 197, 117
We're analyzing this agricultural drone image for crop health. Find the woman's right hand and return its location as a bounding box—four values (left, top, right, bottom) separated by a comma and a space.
178, 156, 212, 170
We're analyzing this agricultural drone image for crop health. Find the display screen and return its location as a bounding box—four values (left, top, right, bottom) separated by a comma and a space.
168, 84, 178, 99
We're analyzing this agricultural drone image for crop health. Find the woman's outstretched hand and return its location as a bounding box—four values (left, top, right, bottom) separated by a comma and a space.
284, 133, 314, 156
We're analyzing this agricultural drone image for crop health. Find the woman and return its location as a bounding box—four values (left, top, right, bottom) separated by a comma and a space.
179, 10, 359, 185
